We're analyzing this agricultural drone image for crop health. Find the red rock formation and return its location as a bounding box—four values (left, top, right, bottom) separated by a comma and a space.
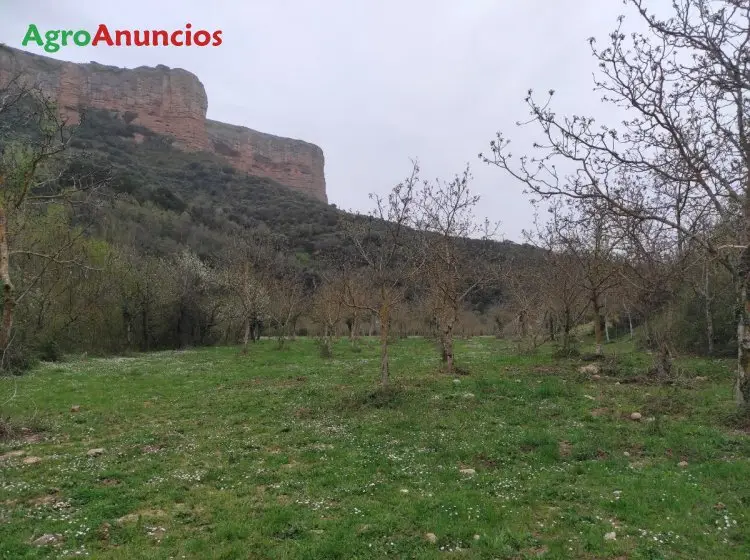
207, 120, 326, 202
0, 46, 327, 202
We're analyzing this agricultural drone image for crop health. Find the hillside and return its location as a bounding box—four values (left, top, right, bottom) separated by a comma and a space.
73, 109, 342, 258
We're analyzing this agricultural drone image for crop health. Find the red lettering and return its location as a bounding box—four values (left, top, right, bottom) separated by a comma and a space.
91, 24, 114, 46
170, 30, 183, 46
193, 30, 211, 46
133, 30, 150, 46
212, 30, 223, 46
151, 30, 168, 46
115, 30, 131, 46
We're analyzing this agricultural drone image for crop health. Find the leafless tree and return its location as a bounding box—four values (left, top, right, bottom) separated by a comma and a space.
218, 238, 273, 352
343, 161, 424, 385
522, 212, 589, 354
267, 272, 305, 349
482, 0, 750, 404
543, 200, 623, 354
414, 165, 497, 372
311, 275, 344, 358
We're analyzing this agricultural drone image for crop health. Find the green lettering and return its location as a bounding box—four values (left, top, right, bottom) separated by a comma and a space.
44, 30, 60, 53
73, 30, 91, 46
62, 30, 74, 46
21, 24, 43, 47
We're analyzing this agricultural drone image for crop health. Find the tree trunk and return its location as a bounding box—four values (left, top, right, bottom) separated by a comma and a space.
592, 297, 605, 355
656, 342, 673, 380
243, 317, 250, 352
628, 309, 634, 339
704, 263, 714, 356
0, 208, 13, 358
605, 320, 610, 343
442, 319, 455, 373
518, 310, 528, 339
141, 302, 150, 352
350, 314, 360, 348
562, 309, 573, 353
379, 301, 390, 386
735, 247, 750, 405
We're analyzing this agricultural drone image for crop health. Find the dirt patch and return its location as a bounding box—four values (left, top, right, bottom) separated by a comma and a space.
590, 407, 609, 417
0, 421, 45, 443
117, 509, 168, 526
28, 494, 58, 507
532, 366, 559, 375
99, 478, 121, 486
22, 432, 44, 444
294, 407, 313, 419
141, 445, 162, 454
0, 450, 25, 461
474, 453, 499, 469
558, 441, 572, 457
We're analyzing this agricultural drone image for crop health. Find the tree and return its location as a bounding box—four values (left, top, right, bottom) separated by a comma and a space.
544, 200, 623, 355
340, 269, 370, 349
311, 275, 344, 357
218, 239, 272, 352
524, 208, 589, 354
267, 271, 305, 349
343, 162, 423, 385
415, 166, 496, 372
482, 0, 750, 404
0, 79, 107, 367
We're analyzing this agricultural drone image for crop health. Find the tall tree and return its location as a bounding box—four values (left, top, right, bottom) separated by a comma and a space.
0, 80, 107, 366
343, 162, 423, 385
415, 166, 496, 372
482, 0, 750, 404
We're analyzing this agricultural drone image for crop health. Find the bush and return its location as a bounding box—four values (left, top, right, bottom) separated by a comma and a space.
0, 343, 39, 374
38, 339, 62, 362
553, 346, 580, 359
318, 342, 333, 358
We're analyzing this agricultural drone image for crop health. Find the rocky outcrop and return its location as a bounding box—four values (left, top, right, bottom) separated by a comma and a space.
0, 47, 208, 151
207, 120, 326, 202
0, 46, 327, 202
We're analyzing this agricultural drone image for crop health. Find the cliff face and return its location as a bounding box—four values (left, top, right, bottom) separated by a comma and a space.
0, 47, 327, 202
207, 120, 326, 202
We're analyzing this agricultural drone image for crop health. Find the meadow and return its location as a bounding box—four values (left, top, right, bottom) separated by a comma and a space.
0, 337, 748, 559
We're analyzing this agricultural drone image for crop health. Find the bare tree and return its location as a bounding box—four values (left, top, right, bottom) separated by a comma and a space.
415, 166, 497, 372
503, 261, 552, 352
544, 200, 623, 355
524, 213, 589, 354
218, 238, 272, 352
340, 269, 370, 349
343, 162, 423, 385
267, 271, 305, 349
481, 0, 750, 404
311, 275, 344, 358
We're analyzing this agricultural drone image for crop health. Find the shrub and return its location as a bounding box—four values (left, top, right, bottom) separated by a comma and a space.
38, 339, 62, 362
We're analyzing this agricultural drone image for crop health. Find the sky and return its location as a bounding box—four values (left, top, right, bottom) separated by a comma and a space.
0, 0, 658, 241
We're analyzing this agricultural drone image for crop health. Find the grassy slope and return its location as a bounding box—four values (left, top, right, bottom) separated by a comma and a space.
0, 338, 748, 559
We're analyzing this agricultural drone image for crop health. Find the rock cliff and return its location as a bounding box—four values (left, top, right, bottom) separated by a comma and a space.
0, 46, 327, 202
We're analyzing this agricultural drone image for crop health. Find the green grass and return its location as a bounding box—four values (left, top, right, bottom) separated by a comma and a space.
0, 337, 748, 559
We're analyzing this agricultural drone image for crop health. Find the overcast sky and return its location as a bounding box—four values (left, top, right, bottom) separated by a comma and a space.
0, 0, 659, 241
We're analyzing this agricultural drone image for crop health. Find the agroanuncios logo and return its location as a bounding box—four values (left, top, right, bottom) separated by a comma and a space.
22, 23, 223, 53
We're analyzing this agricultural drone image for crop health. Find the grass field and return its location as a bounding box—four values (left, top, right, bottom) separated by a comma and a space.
0, 337, 748, 559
